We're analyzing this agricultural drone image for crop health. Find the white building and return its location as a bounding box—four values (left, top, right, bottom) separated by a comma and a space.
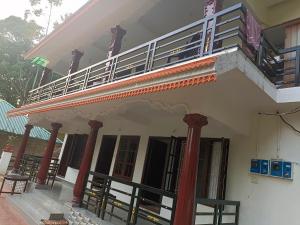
7, 0, 300, 225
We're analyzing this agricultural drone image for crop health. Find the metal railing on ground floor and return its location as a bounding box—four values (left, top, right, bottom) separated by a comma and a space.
82, 172, 240, 225
8, 154, 59, 187
196, 198, 240, 225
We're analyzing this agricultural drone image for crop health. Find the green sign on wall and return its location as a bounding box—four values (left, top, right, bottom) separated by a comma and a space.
31, 56, 49, 67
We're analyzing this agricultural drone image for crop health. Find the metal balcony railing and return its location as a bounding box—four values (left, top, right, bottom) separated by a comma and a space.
258, 36, 300, 87
196, 198, 240, 225
27, 3, 248, 104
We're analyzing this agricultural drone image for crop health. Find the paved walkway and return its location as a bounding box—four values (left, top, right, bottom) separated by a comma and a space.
0, 195, 29, 225
0, 176, 29, 225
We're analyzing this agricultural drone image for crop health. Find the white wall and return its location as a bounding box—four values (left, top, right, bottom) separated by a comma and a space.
226, 113, 300, 225
59, 110, 300, 225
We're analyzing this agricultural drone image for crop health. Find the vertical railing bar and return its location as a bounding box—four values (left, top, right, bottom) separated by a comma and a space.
200, 20, 208, 57
208, 17, 217, 55
49, 83, 55, 99
110, 57, 118, 82
148, 41, 157, 72
170, 194, 177, 225
133, 188, 141, 225
257, 37, 265, 67
126, 186, 136, 225
82, 68, 90, 90
101, 178, 112, 220
295, 49, 300, 85
217, 204, 223, 225
235, 202, 240, 225
144, 42, 153, 73
63, 76, 70, 95
107, 58, 115, 82
213, 204, 218, 225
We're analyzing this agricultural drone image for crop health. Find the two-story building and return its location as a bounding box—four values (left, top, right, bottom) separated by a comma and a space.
6, 0, 300, 225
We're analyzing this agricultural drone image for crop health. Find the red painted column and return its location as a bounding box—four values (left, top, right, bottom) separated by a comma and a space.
73, 120, 103, 205
13, 124, 33, 171
204, 0, 223, 17
173, 114, 208, 225
36, 123, 62, 185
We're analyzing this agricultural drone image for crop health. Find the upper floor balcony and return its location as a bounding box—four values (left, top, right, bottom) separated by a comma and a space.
23, 2, 300, 105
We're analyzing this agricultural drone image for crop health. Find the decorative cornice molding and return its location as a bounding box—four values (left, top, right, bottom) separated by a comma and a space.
8, 73, 216, 116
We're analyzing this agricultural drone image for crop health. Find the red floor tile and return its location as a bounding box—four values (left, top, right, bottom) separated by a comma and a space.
0, 195, 29, 225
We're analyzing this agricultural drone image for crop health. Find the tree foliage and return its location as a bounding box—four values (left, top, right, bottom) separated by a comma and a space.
0, 16, 43, 106
27, 0, 64, 35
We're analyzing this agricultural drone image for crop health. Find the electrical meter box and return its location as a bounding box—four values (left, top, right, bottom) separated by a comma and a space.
250, 159, 261, 173
282, 161, 293, 179
260, 160, 269, 175
270, 160, 283, 177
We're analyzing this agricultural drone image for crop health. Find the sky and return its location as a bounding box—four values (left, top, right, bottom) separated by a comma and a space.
0, 0, 88, 33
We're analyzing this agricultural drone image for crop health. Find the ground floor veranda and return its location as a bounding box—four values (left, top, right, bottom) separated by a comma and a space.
10, 107, 242, 225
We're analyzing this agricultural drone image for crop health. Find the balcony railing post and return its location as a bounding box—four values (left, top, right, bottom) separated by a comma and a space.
82, 68, 91, 90
127, 186, 136, 225
235, 202, 240, 225
295, 48, 300, 85
208, 17, 217, 55
49, 83, 55, 99
145, 42, 157, 73
63, 76, 70, 95
132, 188, 141, 225
101, 178, 112, 220
213, 204, 218, 225
217, 204, 223, 225
170, 194, 177, 225
144, 43, 152, 73
109, 57, 118, 82
200, 20, 208, 56
257, 36, 265, 68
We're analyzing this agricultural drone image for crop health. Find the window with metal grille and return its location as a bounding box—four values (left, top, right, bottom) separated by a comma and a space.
113, 136, 140, 181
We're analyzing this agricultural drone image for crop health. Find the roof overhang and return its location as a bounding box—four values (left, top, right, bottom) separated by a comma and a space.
24, 0, 162, 68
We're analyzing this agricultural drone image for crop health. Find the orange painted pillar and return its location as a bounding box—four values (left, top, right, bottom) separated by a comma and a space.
73, 120, 103, 205
173, 114, 208, 225
36, 123, 62, 185
13, 124, 33, 171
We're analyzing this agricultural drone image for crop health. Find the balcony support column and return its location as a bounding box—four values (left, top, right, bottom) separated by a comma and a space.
72, 120, 103, 205
107, 25, 127, 58
173, 114, 208, 225
204, 0, 223, 17
36, 123, 62, 185
68, 49, 84, 75
12, 124, 33, 171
